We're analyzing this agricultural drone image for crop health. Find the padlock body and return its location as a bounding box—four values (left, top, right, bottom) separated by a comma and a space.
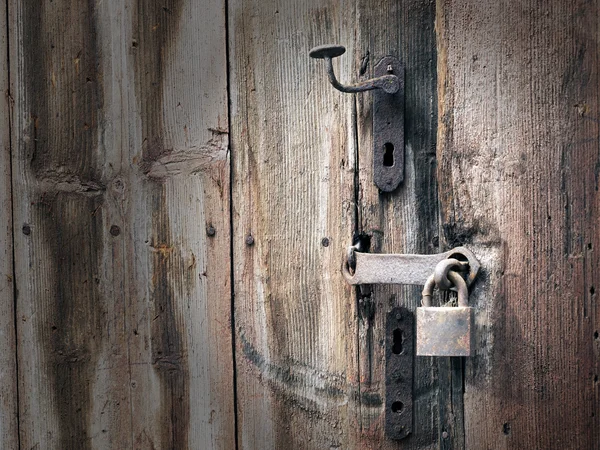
416, 306, 474, 356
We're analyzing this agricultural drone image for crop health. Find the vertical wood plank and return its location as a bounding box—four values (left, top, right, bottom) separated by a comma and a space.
437, 0, 600, 448
126, 1, 234, 448
10, 2, 123, 446
0, 0, 19, 446
354, 0, 440, 448
9, 0, 234, 448
229, 1, 360, 448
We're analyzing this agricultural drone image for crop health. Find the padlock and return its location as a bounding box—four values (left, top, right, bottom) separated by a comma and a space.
416, 270, 474, 356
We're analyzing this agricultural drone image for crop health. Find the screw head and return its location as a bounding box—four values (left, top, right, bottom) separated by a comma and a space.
442, 431, 449, 439
206, 225, 216, 237
321, 237, 330, 247
245, 235, 255, 246
22, 224, 31, 236
110, 225, 121, 236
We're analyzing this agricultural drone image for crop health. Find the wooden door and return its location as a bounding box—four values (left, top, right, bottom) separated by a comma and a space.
2, 0, 599, 449
6, 1, 234, 448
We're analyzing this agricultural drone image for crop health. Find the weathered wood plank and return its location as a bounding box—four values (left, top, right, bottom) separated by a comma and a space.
10, 0, 234, 448
354, 0, 440, 447
437, 0, 600, 448
10, 2, 123, 446
229, 1, 359, 448
126, 1, 234, 448
0, 0, 19, 447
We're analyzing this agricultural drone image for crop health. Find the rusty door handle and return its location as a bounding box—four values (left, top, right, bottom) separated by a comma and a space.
309, 44, 405, 192
309, 44, 400, 94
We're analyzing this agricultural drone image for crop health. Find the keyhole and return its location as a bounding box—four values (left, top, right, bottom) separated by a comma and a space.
383, 142, 394, 166
392, 328, 403, 354
391, 401, 404, 413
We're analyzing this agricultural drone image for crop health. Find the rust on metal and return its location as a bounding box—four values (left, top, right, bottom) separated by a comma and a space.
416, 307, 474, 356
343, 246, 479, 287
386, 307, 414, 439
416, 270, 474, 356
309, 44, 400, 94
433, 258, 466, 290
373, 56, 404, 191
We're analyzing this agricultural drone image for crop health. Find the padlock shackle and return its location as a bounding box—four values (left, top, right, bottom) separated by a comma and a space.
434, 258, 468, 290
447, 271, 469, 307
421, 274, 436, 307
421, 270, 469, 307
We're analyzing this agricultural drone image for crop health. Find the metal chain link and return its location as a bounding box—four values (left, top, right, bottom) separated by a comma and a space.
433, 258, 468, 290
422, 258, 470, 307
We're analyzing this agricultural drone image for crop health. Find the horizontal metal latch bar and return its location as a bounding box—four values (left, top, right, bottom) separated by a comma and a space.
343, 246, 480, 286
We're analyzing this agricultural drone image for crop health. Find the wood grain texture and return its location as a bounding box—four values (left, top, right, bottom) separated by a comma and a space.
354, 0, 441, 448
0, 0, 19, 447
437, 0, 600, 448
9, 0, 234, 448
229, 0, 360, 448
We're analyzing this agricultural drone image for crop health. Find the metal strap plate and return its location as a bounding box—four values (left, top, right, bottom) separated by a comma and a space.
373, 56, 404, 192
386, 307, 414, 439
343, 246, 480, 286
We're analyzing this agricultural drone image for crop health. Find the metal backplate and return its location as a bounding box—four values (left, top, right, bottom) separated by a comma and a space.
373, 56, 404, 192
416, 306, 474, 356
385, 307, 413, 439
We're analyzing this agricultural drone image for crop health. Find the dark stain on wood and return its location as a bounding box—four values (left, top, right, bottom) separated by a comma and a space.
39, 194, 106, 449
23, 0, 103, 181
133, 0, 184, 164
437, 0, 600, 447
22, 1, 105, 448
132, 1, 190, 447
239, 331, 383, 410
148, 186, 190, 450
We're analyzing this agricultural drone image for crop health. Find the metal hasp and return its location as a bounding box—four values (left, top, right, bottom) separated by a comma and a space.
344, 246, 480, 439
386, 307, 414, 440
343, 246, 480, 287
309, 45, 405, 191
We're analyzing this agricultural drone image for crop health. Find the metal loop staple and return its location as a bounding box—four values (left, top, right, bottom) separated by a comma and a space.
433, 258, 468, 290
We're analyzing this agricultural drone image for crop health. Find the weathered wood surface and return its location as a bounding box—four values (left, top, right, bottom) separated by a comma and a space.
9, 1, 234, 448
437, 0, 600, 448
229, 0, 360, 448
228, 0, 447, 447
5, 1, 600, 449
354, 0, 442, 447
0, 0, 19, 447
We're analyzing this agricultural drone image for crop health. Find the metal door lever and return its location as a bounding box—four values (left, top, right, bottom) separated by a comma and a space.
309, 44, 405, 192
309, 44, 400, 94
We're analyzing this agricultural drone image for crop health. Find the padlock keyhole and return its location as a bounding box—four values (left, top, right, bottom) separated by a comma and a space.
392, 328, 403, 354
